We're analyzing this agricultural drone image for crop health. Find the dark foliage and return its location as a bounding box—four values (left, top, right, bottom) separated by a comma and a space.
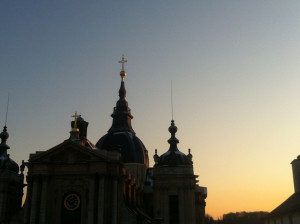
222, 211, 269, 224
205, 211, 269, 224
205, 214, 215, 224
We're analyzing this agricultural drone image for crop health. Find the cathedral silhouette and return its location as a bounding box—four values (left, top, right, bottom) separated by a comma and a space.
0, 56, 207, 224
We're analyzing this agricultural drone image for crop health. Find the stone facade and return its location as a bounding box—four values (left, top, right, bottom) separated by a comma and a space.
24, 140, 127, 224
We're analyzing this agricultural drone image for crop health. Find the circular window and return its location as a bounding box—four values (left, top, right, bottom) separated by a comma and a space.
64, 193, 80, 211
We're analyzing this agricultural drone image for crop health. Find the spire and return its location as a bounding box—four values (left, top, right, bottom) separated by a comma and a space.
167, 120, 179, 151
0, 126, 10, 155
0, 95, 10, 155
108, 55, 135, 134
118, 54, 127, 99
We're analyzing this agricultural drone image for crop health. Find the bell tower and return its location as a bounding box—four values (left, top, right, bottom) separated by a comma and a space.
152, 120, 206, 224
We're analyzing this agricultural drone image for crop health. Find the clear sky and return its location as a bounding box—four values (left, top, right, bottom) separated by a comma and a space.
1, 0, 300, 219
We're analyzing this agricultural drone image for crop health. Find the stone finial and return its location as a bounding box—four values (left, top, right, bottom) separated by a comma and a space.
167, 120, 179, 151
20, 160, 25, 174
0, 126, 10, 155
153, 149, 159, 164
187, 148, 193, 165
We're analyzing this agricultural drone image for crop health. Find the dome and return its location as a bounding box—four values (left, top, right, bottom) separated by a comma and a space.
157, 150, 190, 167
0, 156, 19, 173
96, 132, 149, 166
154, 120, 193, 167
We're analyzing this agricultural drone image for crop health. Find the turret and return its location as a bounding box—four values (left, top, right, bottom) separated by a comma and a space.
152, 120, 206, 224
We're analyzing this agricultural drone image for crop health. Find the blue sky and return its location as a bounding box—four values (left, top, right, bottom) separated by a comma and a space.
1, 0, 300, 218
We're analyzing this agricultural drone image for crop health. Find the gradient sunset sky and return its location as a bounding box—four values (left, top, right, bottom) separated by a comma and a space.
1, 1, 300, 219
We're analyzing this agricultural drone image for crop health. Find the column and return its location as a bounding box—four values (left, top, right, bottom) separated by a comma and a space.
88, 177, 95, 224
179, 187, 185, 224
188, 187, 195, 224
0, 184, 8, 222
39, 176, 48, 224
24, 177, 33, 224
97, 177, 104, 224
158, 187, 163, 219
112, 178, 118, 224
30, 177, 40, 224
0, 191, 3, 221
163, 187, 169, 224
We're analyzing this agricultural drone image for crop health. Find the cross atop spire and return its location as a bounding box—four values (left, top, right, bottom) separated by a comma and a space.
71, 111, 79, 132
118, 54, 127, 82
118, 54, 127, 71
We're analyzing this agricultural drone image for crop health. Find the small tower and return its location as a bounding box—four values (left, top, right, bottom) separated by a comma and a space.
69, 112, 80, 142
152, 120, 206, 224
0, 126, 24, 223
70, 113, 97, 150
291, 155, 300, 193
71, 115, 89, 142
